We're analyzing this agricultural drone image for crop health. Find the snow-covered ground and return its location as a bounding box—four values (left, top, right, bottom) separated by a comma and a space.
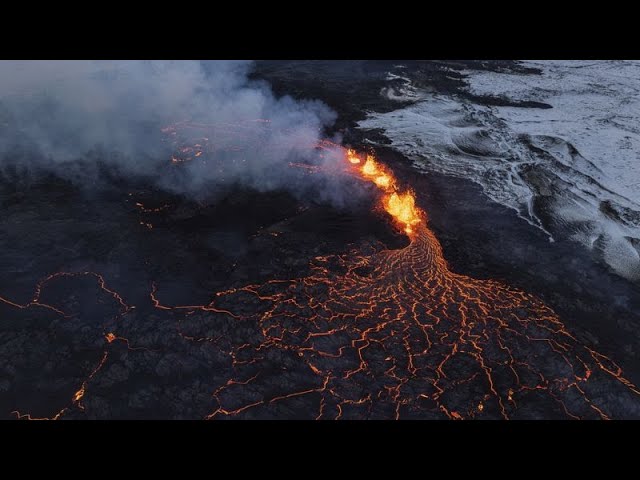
359, 61, 640, 281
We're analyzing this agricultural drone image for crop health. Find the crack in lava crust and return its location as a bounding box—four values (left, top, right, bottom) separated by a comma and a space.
3, 124, 639, 419
173, 148, 640, 420
197, 222, 640, 419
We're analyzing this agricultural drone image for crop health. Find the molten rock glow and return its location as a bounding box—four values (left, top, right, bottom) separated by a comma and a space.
373, 174, 392, 189
187, 147, 640, 419
347, 149, 361, 164
351, 150, 421, 236
362, 155, 381, 176
5, 129, 639, 420
384, 192, 421, 233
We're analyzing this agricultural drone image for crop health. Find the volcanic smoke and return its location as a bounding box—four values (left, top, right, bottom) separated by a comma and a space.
6, 127, 638, 420
149, 142, 640, 419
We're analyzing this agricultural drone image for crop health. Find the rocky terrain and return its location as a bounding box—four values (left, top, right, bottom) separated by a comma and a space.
1, 61, 639, 419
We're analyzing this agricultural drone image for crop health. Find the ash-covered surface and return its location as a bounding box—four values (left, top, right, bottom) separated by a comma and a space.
1, 60, 639, 419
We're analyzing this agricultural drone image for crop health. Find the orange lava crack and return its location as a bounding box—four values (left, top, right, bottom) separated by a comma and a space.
6, 124, 640, 420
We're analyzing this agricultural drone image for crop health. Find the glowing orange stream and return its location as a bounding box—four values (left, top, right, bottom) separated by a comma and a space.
196, 148, 640, 419
4, 123, 639, 420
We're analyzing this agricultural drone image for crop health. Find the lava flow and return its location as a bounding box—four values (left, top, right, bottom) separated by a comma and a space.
4, 123, 640, 419
190, 149, 640, 420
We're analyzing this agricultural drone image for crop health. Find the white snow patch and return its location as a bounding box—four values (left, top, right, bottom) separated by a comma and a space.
359, 61, 640, 281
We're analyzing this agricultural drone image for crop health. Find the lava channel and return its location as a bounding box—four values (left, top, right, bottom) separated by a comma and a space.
192, 149, 640, 420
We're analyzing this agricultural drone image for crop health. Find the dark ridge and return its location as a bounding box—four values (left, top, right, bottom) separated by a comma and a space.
464, 94, 552, 109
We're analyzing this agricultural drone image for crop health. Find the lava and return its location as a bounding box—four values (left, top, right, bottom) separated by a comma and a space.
354, 151, 420, 235
384, 192, 421, 235
347, 149, 361, 164
181, 147, 640, 419
4, 122, 640, 420
362, 155, 381, 176
4, 272, 134, 420
373, 174, 392, 189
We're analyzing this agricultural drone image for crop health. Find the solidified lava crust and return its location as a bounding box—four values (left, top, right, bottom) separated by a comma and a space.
2, 135, 639, 420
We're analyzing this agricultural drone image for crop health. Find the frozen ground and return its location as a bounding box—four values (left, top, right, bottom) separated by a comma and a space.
359, 61, 640, 281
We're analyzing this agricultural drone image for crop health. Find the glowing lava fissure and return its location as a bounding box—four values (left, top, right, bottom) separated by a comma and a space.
352, 151, 421, 236
198, 148, 640, 419
152, 143, 640, 419
4, 123, 640, 420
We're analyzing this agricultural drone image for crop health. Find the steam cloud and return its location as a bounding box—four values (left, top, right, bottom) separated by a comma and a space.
0, 60, 356, 205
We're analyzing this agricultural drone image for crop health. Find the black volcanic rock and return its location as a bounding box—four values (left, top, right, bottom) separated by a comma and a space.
2, 61, 640, 419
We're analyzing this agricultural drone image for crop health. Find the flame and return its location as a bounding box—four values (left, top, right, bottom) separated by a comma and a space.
347, 149, 361, 164
9, 128, 638, 421
384, 192, 421, 234
347, 150, 420, 236
361, 155, 380, 176
373, 174, 392, 190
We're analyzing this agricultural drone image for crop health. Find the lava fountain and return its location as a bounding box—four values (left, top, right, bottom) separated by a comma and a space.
5, 121, 639, 420
197, 147, 640, 419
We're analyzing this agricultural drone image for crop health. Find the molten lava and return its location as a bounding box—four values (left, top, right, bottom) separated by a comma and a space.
373, 174, 392, 189
384, 192, 421, 234
351, 150, 420, 235
362, 155, 381, 176
4, 122, 640, 420
347, 149, 361, 164
193, 148, 640, 419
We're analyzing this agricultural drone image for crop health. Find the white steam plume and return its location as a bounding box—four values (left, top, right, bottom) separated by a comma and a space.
0, 60, 355, 205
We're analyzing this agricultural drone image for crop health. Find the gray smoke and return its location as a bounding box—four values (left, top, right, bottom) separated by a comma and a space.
0, 60, 358, 205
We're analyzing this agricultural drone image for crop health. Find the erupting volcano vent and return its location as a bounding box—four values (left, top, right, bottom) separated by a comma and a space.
155, 139, 640, 419
3, 120, 639, 420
